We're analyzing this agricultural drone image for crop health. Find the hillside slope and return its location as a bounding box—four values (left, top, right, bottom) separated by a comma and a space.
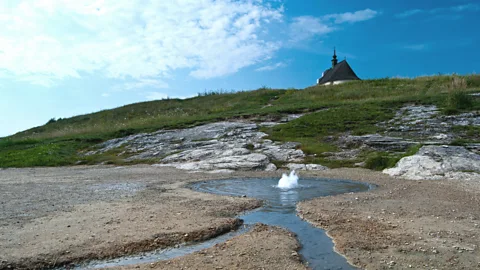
1, 75, 479, 168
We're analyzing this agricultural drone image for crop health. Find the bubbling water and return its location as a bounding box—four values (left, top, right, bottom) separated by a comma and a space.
277, 170, 299, 189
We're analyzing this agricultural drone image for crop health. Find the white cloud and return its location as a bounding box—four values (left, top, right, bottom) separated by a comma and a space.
145, 92, 169, 101
0, 0, 283, 86
452, 3, 480, 12
396, 3, 480, 18
395, 9, 423, 18
323, 9, 379, 24
288, 9, 378, 43
256, 62, 287, 71
289, 16, 334, 42
0, 2, 380, 87
123, 79, 169, 90
403, 44, 428, 51
145, 91, 194, 100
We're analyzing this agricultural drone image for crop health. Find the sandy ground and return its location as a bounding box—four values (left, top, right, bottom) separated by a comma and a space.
0, 166, 301, 269
112, 224, 307, 270
1, 166, 479, 270
298, 169, 480, 270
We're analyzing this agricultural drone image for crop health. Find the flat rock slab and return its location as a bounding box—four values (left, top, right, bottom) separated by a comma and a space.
384, 145, 480, 180
88, 121, 316, 172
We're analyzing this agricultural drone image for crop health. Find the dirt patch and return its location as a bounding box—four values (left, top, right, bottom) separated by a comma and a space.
111, 224, 307, 270
298, 168, 480, 269
0, 166, 265, 269
1, 166, 479, 269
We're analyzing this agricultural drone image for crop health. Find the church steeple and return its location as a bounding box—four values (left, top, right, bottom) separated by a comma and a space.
331, 47, 338, 68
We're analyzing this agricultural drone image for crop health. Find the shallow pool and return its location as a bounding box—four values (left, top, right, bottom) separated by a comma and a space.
191, 177, 372, 270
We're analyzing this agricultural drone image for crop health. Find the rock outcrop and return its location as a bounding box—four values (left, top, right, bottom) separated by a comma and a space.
339, 134, 418, 152
85, 104, 479, 176
87, 121, 319, 172
378, 105, 480, 143
383, 145, 480, 180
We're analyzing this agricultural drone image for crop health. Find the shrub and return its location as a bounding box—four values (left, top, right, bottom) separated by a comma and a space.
450, 76, 467, 90
444, 90, 473, 114
365, 153, 398, 171
47, 118, 57, 124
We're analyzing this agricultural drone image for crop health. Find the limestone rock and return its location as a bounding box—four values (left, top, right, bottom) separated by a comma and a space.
286, 163, 307, 171
384, 145, 480, 180
286, 163, 329, 171
378, 104, 480, 143
265, 163, 277, 171
89, 121, 317, 172
340, 134, 418, 152
306, 164, 329, 171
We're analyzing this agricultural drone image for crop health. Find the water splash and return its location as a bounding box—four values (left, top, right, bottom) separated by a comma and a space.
277, 170, 299, 189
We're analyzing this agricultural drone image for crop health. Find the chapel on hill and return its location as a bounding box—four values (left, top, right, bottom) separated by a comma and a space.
317, 48, 360, 85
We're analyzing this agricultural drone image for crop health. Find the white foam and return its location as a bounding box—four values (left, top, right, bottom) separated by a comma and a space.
277, 170, 299, 189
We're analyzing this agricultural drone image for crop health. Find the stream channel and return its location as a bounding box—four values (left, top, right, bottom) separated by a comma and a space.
77, 176, 372, 270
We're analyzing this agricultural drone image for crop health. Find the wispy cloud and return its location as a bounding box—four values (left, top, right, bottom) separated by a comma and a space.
145, 92, 194, 100
288, 9, 379, 43
396, 9, 423, 18
0, 0, 283, 86
452, 3, 480, 12
396, 3, 480, 18
323, 9, 379, 24
289, 16, 335, 43
145, 92, 169, 100
255, 62, 287, 71
123, 79, 169, 90
0, 2, 380, 88
403, 44, 428, 51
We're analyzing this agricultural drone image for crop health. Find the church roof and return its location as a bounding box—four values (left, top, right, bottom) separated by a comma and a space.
318, 59, 360, 85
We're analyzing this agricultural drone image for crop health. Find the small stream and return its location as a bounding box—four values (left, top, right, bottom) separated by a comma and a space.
193, 177, 372, 270
76, 177, 372, 269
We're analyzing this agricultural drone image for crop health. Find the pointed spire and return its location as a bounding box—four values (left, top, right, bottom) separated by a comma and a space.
331, 47, 338, 68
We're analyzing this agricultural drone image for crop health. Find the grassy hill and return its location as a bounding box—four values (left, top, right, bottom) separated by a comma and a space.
1, 75, 479, 168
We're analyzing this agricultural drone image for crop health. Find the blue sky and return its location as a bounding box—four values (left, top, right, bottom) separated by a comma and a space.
1, 0, 479, 137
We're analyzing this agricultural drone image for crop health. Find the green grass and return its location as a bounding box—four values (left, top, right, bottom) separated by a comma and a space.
0, 139, 86, 167
261, 101, 401, 168
1, 75, 479, 168
451, 125, 480, 142
364, 144, 422, 171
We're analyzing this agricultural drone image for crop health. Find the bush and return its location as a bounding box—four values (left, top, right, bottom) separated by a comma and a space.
449, 76, 467, 90
365, 153, 398, 171
444, 90, 473, 114
46, 118, 57, 124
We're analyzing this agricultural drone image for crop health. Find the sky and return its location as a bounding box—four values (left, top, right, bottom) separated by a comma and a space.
1, 0, 479, 137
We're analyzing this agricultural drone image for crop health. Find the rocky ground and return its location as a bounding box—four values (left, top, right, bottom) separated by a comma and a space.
86, 105, 480, 179
298, 169, 480, 270
1, 166, 479, 270
384, 145, 480, 180
2, 104, 480, 269
112, 224, 307, 270
0, 166, 265, 269
85, 115, 316, 173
